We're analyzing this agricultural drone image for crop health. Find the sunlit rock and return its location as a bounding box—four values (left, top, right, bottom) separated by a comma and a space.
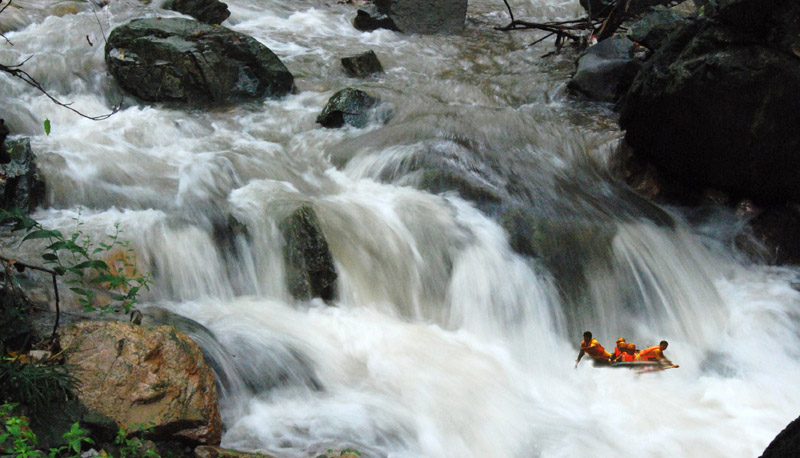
60, 321, 222, 445
105, 18, 293, 105
373, 0, 467, 34
162, 0, 231, 25
278, 205, 337, 302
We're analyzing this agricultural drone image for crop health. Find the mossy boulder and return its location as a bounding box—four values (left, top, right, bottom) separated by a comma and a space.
105, 18, 293, 106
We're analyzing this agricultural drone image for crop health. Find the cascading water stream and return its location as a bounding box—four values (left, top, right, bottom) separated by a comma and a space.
2, 1, 799, 457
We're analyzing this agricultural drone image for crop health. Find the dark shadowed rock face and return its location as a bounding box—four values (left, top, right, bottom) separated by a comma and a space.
761, 414, 800, 458
163, 0, 231, 25
279, 205, 337, 302
0, 138, 45, 213
568, 36, 644, 103
105, 18, 293, 106
619, 0, 800, 203
374, 0, 467, 34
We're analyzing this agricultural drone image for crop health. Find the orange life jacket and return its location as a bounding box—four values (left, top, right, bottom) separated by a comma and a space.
612, 346, 625, 360
636, 345, 663, 361
620, 352, 636, 362
581, 338, 611, 360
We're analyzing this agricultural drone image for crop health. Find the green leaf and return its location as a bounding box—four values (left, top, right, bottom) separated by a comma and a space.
41, 253, 59, 261
43, 119, 51, 136
23, 229, 62, 241
73, 260, 110, 271
53, 266, 66, 276
89, 274, 116, 284
69, 287, 93, 297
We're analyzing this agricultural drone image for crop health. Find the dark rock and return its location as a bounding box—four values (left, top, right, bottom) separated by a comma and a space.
162, 0, 230, 25
341, 50, 384, 78
352, 8, 399, 32
746, 204, 800, 266
568, 36, 644, 103
316, 87, 380, 128
760, 414, 800, 458
0, 138, 45, 213
580, 0, 675, 19
374, 0, 467, 34
278, 205, 337, 302
0, 119, 10, 163
105, 18, 294, 105
628, 7, 685, 50
619, 0, 800, 203
195, 446, 280, 458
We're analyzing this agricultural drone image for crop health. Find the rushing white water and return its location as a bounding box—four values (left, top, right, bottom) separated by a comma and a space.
2, 1, 800, 457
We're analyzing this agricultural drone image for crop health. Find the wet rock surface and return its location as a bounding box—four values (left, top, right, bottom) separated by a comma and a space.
105, 18, 294, 105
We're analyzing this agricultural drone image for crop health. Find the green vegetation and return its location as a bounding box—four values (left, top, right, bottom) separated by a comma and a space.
1, 403, 161, 458
0, 358, 75, 413
0, 207, 151, 315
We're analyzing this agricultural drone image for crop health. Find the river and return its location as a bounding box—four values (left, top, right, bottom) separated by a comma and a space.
1, 0, 798, 457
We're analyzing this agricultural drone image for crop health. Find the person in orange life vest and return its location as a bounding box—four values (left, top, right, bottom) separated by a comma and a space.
619, 343, 637, 362
575, 331, 611, 367
636, 340, 674, 365
611, 337, 627, 363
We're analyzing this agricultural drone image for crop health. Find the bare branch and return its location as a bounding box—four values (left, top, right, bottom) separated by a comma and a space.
0, 60, 120, 121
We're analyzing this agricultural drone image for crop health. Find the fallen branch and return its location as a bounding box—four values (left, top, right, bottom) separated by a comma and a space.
0, 59, 120, 121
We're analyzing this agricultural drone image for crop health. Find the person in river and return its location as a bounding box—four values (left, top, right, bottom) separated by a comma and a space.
575, 331, 612, 367
611, 337, 627, 363
636, 340, 675, 366
619, 343, 637, 362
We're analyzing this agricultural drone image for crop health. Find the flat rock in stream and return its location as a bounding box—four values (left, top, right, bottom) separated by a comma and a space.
105, 18, 293, 106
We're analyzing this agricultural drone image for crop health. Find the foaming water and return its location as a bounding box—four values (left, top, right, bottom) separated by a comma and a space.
2, 1, 799, 457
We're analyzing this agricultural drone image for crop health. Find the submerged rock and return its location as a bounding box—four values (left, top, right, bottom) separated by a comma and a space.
316, 87, 382, 128
162, 0, 231, 25
60, 321, 222, 445
279, 205, 337, 302
373, 0, 467, 34
105, 18, 293, 105
0, 137, 45, 213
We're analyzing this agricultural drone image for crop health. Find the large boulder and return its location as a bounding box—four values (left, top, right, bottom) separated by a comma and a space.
60, 321, 222, 445
162, 0, 231, 25
105, 18, 293, 105
619, 0, 800, 203
373, 0, 467, 34
568, 36, 644, 103
0, 138, 45, 213
278, 205, 337, 302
